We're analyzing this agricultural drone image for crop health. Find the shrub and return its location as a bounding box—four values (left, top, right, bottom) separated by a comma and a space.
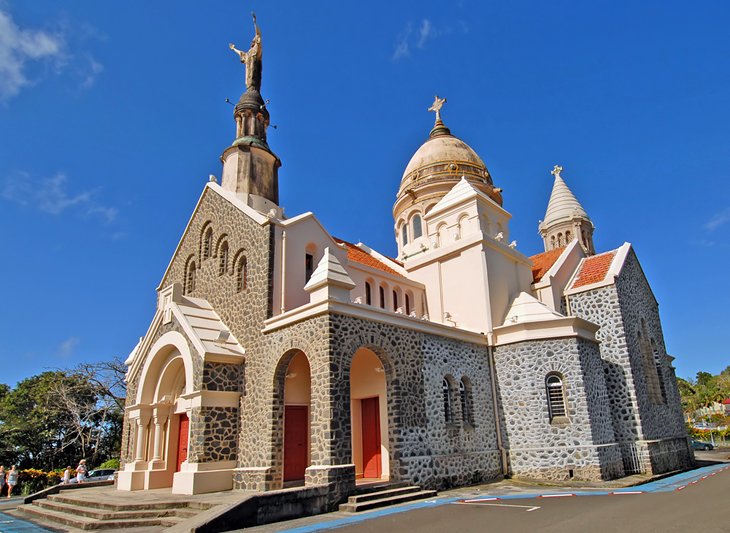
98, 458, 120, 470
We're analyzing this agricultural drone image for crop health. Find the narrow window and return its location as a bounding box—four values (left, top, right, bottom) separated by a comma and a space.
203, 227, 213, 260
652, 341, 668, 404
379, 286, 385, 309
412, 214, 423, 239
305, 253, 314, 283
365, 282, 372, 305
219, 241, 229, 275
460, 379, 472, 425
401, 224, 408, 247
443, 379, 453, 423
405, 294, 411, 315
551, 235, 556, 249
392, 290, 398, 312
186, 262, 196, 294
565, 230, 572, 243
546, 375, 567, 419
237, 256, 248, 292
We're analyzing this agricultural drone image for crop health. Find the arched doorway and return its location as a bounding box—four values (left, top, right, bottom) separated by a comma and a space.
283, 351, 311, 483
350, 348, 388, 481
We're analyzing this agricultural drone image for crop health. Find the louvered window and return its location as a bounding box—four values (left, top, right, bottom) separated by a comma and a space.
546, 375, 567, 419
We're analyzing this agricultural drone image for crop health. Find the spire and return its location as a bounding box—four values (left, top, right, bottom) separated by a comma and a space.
543, 165, 589, 226
539, 165, 595, 255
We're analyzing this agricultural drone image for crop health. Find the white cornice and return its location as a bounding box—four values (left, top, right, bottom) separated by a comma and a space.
263, 299, 488, 345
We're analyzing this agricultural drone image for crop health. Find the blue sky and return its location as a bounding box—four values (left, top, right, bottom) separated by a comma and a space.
1, 1, 728, 386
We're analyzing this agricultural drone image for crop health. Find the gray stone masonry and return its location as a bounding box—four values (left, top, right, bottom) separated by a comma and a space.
493, 337, 624, 481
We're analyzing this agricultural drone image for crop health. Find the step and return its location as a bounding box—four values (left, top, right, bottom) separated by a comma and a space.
48, 492, 195, 511
35, 498, 186, 520
347, 486, 423, 504
16, 505, 179, 530
351, 481, 411, 496
339, 489, 437, 513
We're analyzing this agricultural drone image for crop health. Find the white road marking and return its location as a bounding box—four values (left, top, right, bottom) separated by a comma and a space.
453, 501, 540, 512
611, 491, 643, 495
539, 493, 575, 498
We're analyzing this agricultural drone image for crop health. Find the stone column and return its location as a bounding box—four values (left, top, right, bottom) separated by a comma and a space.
134, 418, 149, 462
150, 406, 170, 468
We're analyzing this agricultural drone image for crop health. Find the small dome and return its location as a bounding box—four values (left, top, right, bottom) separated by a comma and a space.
394, 126, 502, 222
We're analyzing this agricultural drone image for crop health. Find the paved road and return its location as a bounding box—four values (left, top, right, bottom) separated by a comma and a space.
297, 464, 730, 533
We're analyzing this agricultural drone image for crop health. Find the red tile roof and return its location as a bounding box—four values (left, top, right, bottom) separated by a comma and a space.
529, 247, 566, 282
722, 398, 730, 405
333, 238, 400, 276
571, 250, 617, 289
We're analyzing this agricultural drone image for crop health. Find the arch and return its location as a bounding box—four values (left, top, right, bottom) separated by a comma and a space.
443, 375, 456, 424
424, 203, 437, 214
184, 256, 197, 294
457, 214, 469, 239
218, 240, 229, 276
411, 214, 423, 240
365, 280, 373, 306
350, 347, 388, 480
460, 376, 473, 426
405, 290, 414, 316
236, 255, 248, 292
399, 221, 408, 247
565, 230, 572, 243
550, 235, 556, 249
379, 283, 388, 310
545, 373, 567, 420
271, 349, 312, 486
392, 286, 402, 313
202, 226, 213, 260
136, 331, 195, 406
557, 233, 564, 246
437, 223, 448, 247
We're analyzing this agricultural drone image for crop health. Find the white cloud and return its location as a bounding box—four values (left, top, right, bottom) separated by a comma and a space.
392, 22, 413, 61
417, 19, 432, 49
2, 171, 118, 223
80, 56, 103, 89
704, 207, 730, 232
392, 18, 467, 61
0, 8, 65, 101
58, 337, 80, 357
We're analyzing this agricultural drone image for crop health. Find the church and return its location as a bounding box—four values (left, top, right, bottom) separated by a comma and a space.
118, 18, 692, 497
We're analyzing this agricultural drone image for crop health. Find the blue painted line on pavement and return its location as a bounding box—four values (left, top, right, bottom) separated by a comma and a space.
0, 511, 53, 532
279, 462, 730, 532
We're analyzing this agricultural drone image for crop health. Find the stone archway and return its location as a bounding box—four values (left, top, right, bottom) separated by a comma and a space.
119, 332, 194, 492
271, 349, 312, 488
350, 348, 389, 481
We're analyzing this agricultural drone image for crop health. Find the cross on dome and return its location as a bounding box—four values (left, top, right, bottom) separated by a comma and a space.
428, 95, 447, 124
551, 165, 563, 179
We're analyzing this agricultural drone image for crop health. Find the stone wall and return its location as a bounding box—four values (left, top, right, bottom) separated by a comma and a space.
567, 249, 691, 474
493, 337, 623, 481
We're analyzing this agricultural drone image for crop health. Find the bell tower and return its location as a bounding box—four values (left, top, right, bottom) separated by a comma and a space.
220, 13, 281, 214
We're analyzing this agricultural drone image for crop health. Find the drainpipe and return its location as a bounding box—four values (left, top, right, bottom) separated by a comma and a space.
487, 342, 509, 477
280, 230, 287, 314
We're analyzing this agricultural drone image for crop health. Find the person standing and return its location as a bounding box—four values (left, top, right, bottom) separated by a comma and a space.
62, 466, 72, 485
0, 466, 5, 496
76, 460, 87, 484
6, 465, 18, 498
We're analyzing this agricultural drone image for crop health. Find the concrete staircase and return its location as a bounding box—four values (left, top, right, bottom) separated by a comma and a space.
339, 483, 437, 513
13, 491, 216, 530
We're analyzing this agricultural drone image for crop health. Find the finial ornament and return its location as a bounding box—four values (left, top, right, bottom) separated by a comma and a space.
229, 12, 263, 91
551, 165, 563, 179
428, 95, 447, 124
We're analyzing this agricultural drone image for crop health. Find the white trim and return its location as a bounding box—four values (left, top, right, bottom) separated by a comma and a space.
492, 316, 599, 346
263, 299, 488, 345
564, 243, 632, 295
136, 331, 195, 405
532, 239, 582, 290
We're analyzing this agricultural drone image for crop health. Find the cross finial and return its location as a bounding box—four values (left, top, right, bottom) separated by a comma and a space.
551, 165, 563, 179
428, 95, 447, 124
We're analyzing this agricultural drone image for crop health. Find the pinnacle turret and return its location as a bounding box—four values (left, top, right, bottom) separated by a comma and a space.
538, 165, 595, 255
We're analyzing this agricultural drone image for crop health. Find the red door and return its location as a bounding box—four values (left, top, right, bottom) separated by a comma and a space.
176, 413, 189, 472
361, 397, 382, 479
284, 406, 308, 481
